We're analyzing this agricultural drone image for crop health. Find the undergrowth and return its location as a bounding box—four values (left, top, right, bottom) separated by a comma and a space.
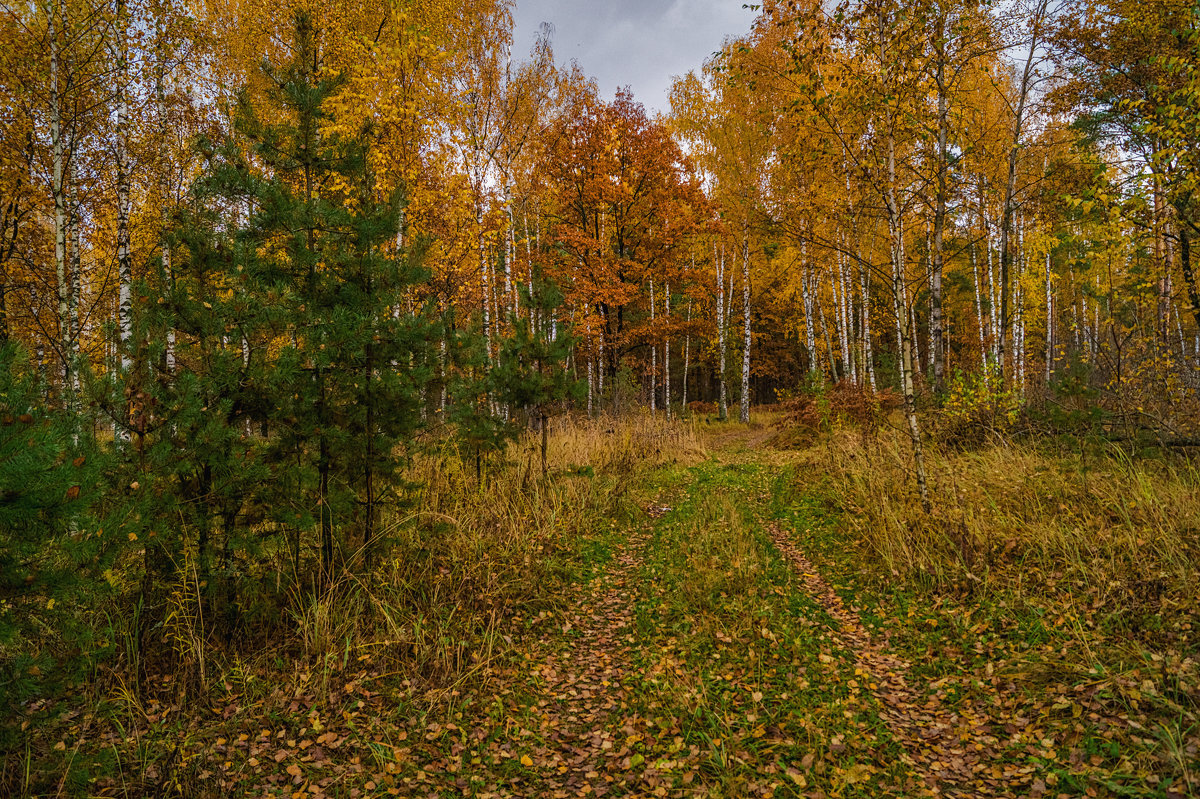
6, 414, 704, 797
629, 460, 911, 797
798, 425, 1200, 636
784, 420, 1200, 795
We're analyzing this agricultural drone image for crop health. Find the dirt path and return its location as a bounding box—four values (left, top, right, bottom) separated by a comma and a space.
451, 444, 1073, 798
504, 523, 656, 797
510, 446, 1012, 798
74, 429, 1188, 799
766, 521, 1004, 797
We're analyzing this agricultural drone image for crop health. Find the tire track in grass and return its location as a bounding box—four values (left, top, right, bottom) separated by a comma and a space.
767, 521, 1004, 797
623, 460, 916, 798
506, 519, 656, 798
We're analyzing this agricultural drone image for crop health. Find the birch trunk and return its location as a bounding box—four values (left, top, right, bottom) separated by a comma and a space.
504, 185, 514, 314
1173, 301, 1189, 371
818, 284, 835, 381
440, 332, 448, 411
50, 5, 73, 398
860, 259, 875, 390
1041, 207, 1053, 386
986, 218, 999, 364
1069, 260, 1081, 353
649, 278, 657, 414
910, 301, 922, 378
1015, 225, 1026, 392
598, 325, 605, 399
1154, 173, 1169, 345
831, 252, 843, 378
837, 251, 852, 381
682, 296, 692, 410
715, 243, 728, 420
157, 15, 176, 376
930, 14, 949, 390
68, 160, 80, 397
478, 203, 491, 363
664, 283, 671, 418
740, 228, 751, 423
998, 2, 1046, 381
886, 119, 930, 511
116, 0, 132, 377
972, 230, 987, 373
524, 208, 536, 332
802, 243, 818, 375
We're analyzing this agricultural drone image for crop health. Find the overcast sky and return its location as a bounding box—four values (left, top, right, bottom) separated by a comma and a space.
510, 0, 756, 114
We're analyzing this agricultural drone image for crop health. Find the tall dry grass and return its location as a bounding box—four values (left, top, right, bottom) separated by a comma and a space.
287, 412, 707, 688
543, 412, 708, 473
800, 425, 1200, 620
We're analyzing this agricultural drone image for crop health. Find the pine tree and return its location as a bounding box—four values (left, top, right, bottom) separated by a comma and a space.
186, 12, 435, 583
0, 342, 109, 725
491, 280, 582, 475
108, 10, 440, 641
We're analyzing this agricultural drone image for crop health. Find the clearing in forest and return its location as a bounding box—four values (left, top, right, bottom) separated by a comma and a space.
21, 422, 1196, 798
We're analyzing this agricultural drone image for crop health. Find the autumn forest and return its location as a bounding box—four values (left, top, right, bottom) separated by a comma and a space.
3, 0, 1199, 796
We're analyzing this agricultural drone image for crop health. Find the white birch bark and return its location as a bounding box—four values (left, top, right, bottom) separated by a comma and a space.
1069, 260, 1081, 353
998, 5, 1048, 381
801, 243, 818, 374
598, 325, 605, 399
715, 242, 728, 419
1080, 291, 1089, 357
682, 295, 692, 410
523, 208, 536, 332
860, 259, 875, 391
740, 229, 751, 423
837, 250, 852, 381
925, 223, 933, 377
116, 0, 132, 377
972, 232, 988, 374
157, 12, 175, 375
440, 333, 447, 411
649, 278, 656, 414
504, 185, 514, 315
50, 5, 72, 396
1173, 300, 1187, 371
986, 220, 999, 364
69, 159, 81, 397
477, 203, 491, 363
886, 123, 929, 511
831, 252, 843, 379
587, 357, 594, 418
664, 282, 671, 419
818, 280, 835, 380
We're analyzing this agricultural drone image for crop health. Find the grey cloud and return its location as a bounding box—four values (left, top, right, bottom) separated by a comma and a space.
511, 0, 754, 112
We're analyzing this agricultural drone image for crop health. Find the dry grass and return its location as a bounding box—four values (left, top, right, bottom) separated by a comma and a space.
799, 424, 1200, 626
543, 412, 708, 473
287, 412, 707, 687
674, 493, 767, 618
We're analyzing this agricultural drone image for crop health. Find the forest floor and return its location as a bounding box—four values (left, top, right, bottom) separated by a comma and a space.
49, 422, 1196, 798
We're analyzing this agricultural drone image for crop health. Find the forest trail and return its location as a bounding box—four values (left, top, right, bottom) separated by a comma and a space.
690, 425, 1007, 797
496, 518, 657, 797
127, 426, 1172, 799
427, 427, 959, 798
470, 425, 1078, 799
765, 522, 999, 797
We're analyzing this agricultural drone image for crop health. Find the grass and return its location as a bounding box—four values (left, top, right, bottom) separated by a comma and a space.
796, 424, 1199, 647
784, 420, 1200, 797
15, 408, 1199, 797
623, 457, 913, 797
8, 413, 702, 797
